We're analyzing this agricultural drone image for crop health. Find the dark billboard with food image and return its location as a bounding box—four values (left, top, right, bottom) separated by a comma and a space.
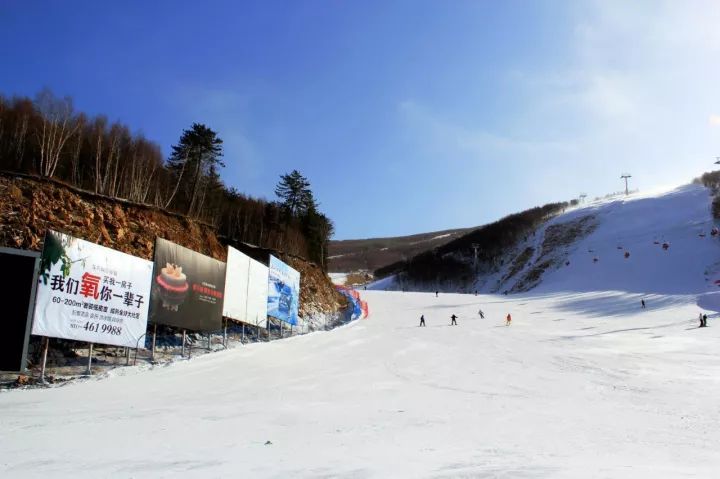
150, 238, 226, 332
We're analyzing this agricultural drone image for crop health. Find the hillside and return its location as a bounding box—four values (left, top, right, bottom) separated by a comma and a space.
0, 173, 344, 319
373, 184, 720, 296
328, 226, 476, 273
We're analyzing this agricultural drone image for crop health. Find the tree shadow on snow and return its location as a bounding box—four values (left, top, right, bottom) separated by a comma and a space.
545, 291, 690, 319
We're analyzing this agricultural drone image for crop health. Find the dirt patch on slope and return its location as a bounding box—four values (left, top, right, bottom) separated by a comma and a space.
511, 215, 598, 292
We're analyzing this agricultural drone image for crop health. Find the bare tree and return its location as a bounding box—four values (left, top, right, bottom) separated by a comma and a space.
34, 88, 80, 177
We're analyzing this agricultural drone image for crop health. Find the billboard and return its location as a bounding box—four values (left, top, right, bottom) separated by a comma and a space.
223, 246, 250, 322
247, 258, 269, 328
267, 255, 300, 325
32, 230, 153, 348
0, 248, 39, 372
224, 246, 268, 328
150, 238, 226, 332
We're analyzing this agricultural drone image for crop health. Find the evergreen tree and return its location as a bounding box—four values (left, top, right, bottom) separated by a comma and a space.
302, 205, 335, 270
274, 170, 314, 216
166, 123, 224, 216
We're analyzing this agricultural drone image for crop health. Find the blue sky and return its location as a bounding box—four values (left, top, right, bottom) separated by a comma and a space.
3, 1, 720, 239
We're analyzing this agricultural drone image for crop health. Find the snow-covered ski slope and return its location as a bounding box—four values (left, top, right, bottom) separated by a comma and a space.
3, 288, 720, 478
4, 184, 720, 478
529, 183, 720, 295
372, 183, 720, 296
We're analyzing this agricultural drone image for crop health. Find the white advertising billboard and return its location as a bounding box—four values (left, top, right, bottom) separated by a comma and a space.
223, 246, 250, 322
32, 230, 153, 348
247, 259, 269, 328
223, 246, 268, 328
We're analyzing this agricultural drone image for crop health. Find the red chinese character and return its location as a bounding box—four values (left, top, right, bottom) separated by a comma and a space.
80, 272, 101, 299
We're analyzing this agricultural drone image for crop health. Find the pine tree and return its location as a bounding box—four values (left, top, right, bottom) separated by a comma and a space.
166, 123, 224, 216
274, 170, 314, 216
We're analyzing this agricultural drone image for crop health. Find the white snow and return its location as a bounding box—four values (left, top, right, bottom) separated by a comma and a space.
328, 272, 348, 285
2, 290, 720, 477
3, 183, 720, 477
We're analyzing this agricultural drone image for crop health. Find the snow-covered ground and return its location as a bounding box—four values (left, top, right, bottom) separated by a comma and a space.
2, 288, 720, 477
4, 183, 720, 477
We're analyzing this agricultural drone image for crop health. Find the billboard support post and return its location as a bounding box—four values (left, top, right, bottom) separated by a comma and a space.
132, 333, 145, 366
181, 330, 186, 357
242, 323, 245, 343
207, 333, 210, 351
151, 324, 157, 361
40, 336, 49, 383
125, 347, 130, 366
86, 343, 93, 375
223, 319, 227, 348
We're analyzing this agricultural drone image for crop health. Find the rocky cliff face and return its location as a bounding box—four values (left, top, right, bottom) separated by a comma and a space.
0, 173, 345, 318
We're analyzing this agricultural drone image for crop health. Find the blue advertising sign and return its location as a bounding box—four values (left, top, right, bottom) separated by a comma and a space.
267, 255, 300, 325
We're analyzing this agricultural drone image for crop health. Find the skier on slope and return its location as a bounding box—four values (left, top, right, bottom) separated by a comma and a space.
450, 314, 458, 326
506, 313, 512, 326
478, 309, 485, 319
419, 314, 426, 327
641, 299, 646, 309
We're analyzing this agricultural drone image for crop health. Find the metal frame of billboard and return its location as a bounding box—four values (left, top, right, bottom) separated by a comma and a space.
0, 247, 39, 373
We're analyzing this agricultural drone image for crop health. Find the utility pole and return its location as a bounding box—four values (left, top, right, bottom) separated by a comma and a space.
620, 174, 632, 196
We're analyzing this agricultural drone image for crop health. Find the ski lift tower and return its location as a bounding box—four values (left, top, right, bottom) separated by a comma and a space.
579, 193, 587, 203
620, 174, 632, 196
714, 156, 720, 165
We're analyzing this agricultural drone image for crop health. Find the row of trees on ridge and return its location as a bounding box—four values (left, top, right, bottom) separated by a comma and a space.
0, 89, 334, 268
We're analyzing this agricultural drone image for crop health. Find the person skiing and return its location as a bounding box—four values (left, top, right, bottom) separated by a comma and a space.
699, 312, 704, 327
450, 314, 458, 326
419, 314, 426, 327
478, 309, 485, 319
505, 313, 512, 326
641, 299, 646, 309
435, 290, 439, 298
702, 314, 708, 328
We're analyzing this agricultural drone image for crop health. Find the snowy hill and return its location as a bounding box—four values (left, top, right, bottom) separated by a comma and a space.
373, 184, 720, 297
509, 184, 720, 295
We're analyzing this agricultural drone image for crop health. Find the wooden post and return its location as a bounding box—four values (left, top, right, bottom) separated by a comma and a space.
40, 336, 49, 383
242, 323, 245, 343
86, 343, 93, 375
151, 323, 157, 361
181, 330, 186, 357
223, 319, 228, 348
